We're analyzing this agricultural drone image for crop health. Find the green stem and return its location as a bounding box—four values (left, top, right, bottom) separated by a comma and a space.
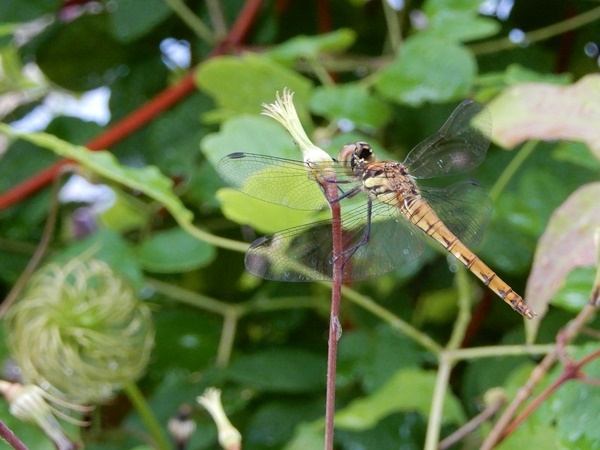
179, 222, 249, 253
446, 266, 473, 351
470, 5, 600, 55
123, 382, 170, 450
489, 140, 538, 202
216, 310, 239, 367
447, 344, 556, 361
381, 0, 403, 53
424, 354, 453, 450
162, 0, 217, 43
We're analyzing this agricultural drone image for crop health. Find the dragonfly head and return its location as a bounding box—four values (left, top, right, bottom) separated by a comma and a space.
338, 142, 375, 172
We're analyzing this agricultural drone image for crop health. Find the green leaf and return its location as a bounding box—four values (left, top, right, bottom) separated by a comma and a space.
309, 84, 392, 130
217, 188, 325, 234
264, 29, 357, 63
337, 325, 421, 392
335, 368, 465, 430
109, 0, 172, 42
0, 123, 195, 228
552, 142, 600, 172
247, 399, 324, 448
99, 188, 150, 233
200, 115, 300, 168
0, 0, 61, 22
195, 54, 313, 122
136, 227, 216, 273
422, 10, 500, 42
151, 310, 222, 374
551, 266, 595, 312
496, 420, 560, 450
374, 35, 476, 106
525, 183, 600, 333
546, 343, 600, 447
227, 349, 327, 393
50, 229, 143, 288
27, 13, 129, 91
284, 423, 325, 450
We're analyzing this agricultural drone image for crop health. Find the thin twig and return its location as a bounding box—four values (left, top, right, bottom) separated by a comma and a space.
504, 348, 600, 437
0, 420, 28, 450
489, 140, 538, 202
469, 5, 600, 55
439, 393, 505, 450
163, 0, 216, 43
0, 165, 69, 318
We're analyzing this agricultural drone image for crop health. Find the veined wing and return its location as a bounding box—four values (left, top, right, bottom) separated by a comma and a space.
217, 152, 360, 211
420, 180, 493, 249
245, 194, 424, 282
403, 100, 491, 179
245, 181, 492, 282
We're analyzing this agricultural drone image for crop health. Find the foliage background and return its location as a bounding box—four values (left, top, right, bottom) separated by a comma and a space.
0, 0, 600, 449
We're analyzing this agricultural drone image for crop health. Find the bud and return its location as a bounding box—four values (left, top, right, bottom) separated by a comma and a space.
0, 380, 91, 450
197, 388, 241, 450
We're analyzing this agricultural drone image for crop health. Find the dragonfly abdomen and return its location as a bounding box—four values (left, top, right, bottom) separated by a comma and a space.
402, 197, 536, 319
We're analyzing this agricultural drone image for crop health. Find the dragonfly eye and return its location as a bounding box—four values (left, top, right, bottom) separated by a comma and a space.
355, 142, 374, 162
338, 144, 358, 170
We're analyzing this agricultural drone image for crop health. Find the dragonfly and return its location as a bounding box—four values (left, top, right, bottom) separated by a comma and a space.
217, 100, 535, 319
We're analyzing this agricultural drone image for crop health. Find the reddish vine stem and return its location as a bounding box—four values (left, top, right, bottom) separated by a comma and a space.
503, 348, 600, 438
0, 420, 28, 450
0, 0, 266, 211
324, 181, 344, 450
481, 296, 600, 450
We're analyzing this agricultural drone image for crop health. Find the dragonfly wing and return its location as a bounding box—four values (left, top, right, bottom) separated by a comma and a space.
421, 180, 493, 248
404, 100, 491, 179
217, 152, 344, 210
339, 202, 425, 281
245, 199, 424, 282
245, 219, 342, 282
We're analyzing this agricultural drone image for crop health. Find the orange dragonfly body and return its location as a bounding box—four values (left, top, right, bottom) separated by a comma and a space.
218, 100, 535, 319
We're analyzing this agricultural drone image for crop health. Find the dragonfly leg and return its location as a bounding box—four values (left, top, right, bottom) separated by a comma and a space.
329, 185, 363, 204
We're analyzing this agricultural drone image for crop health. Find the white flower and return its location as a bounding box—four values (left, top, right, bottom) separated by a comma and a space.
261, 88, 331, 164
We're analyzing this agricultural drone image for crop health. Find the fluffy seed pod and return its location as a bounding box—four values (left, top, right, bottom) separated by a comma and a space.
5, 258, 154, 404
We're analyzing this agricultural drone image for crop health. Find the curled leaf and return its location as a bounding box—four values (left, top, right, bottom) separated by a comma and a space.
525, 183, 600, 339
489, 74, 600, 159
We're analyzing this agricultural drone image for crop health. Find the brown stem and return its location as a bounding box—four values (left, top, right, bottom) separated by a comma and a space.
0, 166, 69, 317
0, 420, 28, 450
439, 394, 505, 450
324, 180, 343, 450
503, 348, 600, 437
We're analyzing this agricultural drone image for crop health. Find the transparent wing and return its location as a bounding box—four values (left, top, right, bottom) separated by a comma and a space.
403, 100, 491, 179
217, 152, 359, 210
245, 196, 424, 282
420, 180, 493, 249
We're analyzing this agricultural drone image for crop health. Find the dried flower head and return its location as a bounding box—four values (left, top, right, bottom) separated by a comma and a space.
261, 88, 332, 164
5, 258, 154, 404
